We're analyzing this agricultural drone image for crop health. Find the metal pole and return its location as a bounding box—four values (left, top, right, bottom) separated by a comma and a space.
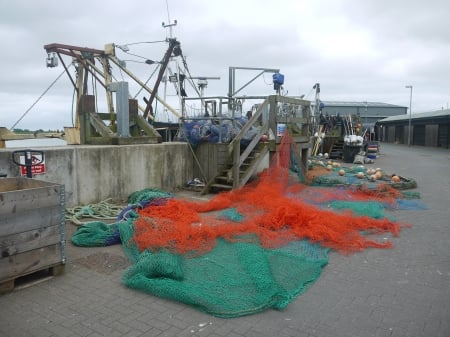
405, 85, 413, 146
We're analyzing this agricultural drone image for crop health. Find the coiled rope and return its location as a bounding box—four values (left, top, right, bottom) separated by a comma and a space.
66, 198, 124, 226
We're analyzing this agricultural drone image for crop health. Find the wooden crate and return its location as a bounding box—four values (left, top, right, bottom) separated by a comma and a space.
0, 178, 66, 292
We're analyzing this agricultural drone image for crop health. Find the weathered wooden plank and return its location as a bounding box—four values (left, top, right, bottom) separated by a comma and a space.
89, 112, 114, 137
0, 184, 62, 215
0, 225, 60, 257
0, 244, 63, 281
0, 204, 62, 236
136, 115, 162, 139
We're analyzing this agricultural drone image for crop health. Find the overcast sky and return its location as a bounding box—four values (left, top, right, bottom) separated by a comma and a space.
1, 0, 449, 130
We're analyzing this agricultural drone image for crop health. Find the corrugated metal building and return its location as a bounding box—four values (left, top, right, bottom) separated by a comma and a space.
320, 101, 407, 128
317, 101, 407, 140
378, 109, 450, 148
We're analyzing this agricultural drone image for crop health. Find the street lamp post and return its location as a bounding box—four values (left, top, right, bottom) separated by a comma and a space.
405, 85, 413, 146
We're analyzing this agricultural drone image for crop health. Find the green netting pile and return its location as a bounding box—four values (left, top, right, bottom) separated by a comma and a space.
71, 221, 122, 246
328, 200, 389, 219
308, 163, 418, 190
127, 188, 172, 204
119, 219, 328, 318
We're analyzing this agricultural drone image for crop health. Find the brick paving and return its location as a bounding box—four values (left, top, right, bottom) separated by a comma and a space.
0, 143, 449, 337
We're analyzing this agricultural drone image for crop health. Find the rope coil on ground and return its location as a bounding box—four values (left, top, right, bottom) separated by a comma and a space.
66, 199, 124, 225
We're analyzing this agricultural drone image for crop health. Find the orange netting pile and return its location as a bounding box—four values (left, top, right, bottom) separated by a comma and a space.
132, 133, 405, 256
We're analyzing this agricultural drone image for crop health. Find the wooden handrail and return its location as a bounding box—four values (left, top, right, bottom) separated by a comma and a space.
228, 97, 271, 188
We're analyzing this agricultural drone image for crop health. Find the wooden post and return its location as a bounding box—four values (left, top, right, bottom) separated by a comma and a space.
79, 95, 96, 144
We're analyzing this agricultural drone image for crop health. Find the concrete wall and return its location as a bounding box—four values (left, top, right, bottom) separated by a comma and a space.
0, 143, 193, 207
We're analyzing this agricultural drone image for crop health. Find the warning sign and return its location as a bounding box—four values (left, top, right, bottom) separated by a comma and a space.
19, 153, 46, 176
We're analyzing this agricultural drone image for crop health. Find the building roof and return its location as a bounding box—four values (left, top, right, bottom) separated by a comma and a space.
321, 101, 407, 109
379, 109, 450, 122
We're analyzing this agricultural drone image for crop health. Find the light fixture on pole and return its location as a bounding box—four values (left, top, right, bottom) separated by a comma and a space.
405, 85, 413, 146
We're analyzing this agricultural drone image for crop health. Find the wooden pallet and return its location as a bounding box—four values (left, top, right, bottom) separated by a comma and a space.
0, 263, 65, 294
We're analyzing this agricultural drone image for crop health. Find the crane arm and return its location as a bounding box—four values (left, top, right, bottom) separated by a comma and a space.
143, 39, 180, 119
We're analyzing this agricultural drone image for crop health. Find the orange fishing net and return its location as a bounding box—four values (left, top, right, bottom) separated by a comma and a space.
133, 133, 404, 255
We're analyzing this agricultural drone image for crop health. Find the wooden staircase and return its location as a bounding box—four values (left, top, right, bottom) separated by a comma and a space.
208, 143, 269, 192
201, 99, 271, 194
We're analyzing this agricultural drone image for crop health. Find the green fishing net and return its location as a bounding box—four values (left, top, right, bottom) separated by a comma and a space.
119, 219, 328, 318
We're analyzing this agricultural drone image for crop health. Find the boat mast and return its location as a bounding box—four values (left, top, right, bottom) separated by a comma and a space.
162, 19, 178, 122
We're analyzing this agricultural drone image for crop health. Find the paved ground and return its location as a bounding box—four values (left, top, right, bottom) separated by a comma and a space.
1, 143, 449, 337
